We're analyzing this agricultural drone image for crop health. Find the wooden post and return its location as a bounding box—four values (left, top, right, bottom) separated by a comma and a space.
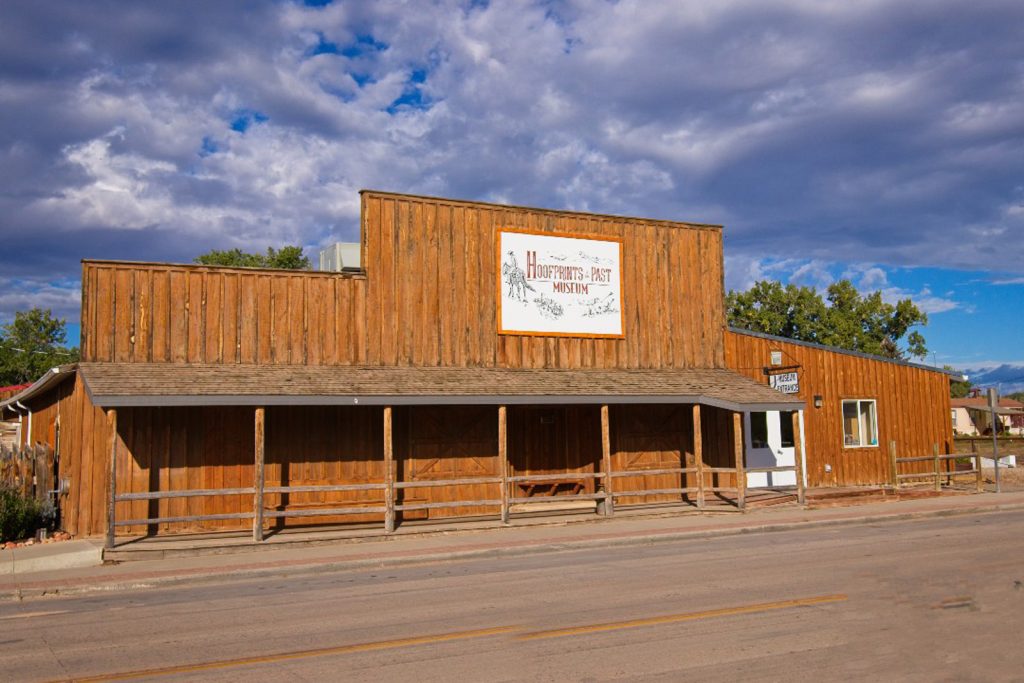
792, 411, 806, 505
889, 440, 898, 490
975, 444, 983, 493
384, 406, 395, 533
692, 404, 705, 510
498, 405, 509, 524
989, 388, 1001, 493
105, 409, 117, 550
601, 404, 614, 517
253, 407, 265, 542
733, 411, 745, 510
933, 442, 941, 492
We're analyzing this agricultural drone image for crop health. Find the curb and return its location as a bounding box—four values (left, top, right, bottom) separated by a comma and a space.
4, 500, 1024, 600
0, 542, 103, 577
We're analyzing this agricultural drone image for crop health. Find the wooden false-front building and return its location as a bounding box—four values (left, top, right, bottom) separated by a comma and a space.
0, 191, 954, 543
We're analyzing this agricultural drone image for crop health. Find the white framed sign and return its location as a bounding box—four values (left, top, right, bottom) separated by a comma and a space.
769, 371, 800, 394
497, 229, 624, 338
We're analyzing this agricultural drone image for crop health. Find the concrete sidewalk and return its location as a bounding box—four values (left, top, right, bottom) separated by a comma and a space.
4, 490, 1024, 600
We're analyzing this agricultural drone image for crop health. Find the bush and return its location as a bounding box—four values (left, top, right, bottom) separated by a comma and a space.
0, 487, 46, 543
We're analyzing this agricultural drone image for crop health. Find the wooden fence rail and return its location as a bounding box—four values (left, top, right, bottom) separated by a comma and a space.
107, 462, 765, 546
890, 441, 983, 493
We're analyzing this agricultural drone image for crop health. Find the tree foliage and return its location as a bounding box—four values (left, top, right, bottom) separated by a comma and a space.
194, 245, 310, 270
947, 366, 972, 398
0, 308, 80, 385
726, 279, 928, 360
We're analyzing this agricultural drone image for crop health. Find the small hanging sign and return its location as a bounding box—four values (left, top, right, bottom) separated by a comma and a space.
769, 371, 800, 394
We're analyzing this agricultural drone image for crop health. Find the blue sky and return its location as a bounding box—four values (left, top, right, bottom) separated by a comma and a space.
1, 0, 1022, 380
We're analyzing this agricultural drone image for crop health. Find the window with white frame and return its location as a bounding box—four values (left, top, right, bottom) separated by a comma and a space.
842, 399, 878, 447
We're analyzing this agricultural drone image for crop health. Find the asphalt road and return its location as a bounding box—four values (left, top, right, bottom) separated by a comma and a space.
2, 510, 1023, 682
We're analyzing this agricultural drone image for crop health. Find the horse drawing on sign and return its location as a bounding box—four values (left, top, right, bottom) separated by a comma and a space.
502, 251, 534, 302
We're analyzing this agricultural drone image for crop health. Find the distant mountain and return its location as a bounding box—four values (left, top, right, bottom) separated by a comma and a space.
960, 364, 1024, 395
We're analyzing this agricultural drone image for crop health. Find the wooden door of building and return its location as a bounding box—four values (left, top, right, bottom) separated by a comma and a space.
612, 405, 690, 504
508, 406, 598, 498
404, 405, 499, 518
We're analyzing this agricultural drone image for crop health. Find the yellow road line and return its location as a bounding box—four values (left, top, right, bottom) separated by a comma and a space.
518, 594, 848, 641
53, 593, 847, 680
0, 610, 70, 620
62, 625, 519, 682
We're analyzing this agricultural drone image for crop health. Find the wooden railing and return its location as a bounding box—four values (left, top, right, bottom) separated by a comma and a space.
889, 441, 982, 493
110, 464, 754, 544
113, 483, 391, 528
395, 477, 503, 513
508, 471, 608, 507
744, 464, 805, 505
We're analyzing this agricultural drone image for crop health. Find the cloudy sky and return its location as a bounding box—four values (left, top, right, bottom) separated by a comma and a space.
1, 0, 1022, 377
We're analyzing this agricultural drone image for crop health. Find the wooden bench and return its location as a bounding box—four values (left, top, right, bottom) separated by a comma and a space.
517, 479, 585, 498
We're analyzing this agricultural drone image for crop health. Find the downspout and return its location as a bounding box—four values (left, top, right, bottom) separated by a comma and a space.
17, 401, 31, 447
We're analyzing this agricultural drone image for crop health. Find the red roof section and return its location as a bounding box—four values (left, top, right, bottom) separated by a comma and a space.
951, 397, 1024, 409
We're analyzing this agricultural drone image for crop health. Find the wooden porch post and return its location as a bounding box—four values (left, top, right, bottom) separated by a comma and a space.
105, 408, 117, 550
601, 404, 614, 517
792, 411, 805, 505
693, 404, 705, 510
253, 407, 265, 542
733, 411, 745, 510
889, 440, 898, 489
384, 406, 395, 533
498, 405, 509, 524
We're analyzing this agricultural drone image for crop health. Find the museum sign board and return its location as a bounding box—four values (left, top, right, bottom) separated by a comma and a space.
497, 229, 625, 338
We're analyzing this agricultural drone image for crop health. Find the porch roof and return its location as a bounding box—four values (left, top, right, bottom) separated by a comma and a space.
78, 362, 803, 412
0, 364, 77, 417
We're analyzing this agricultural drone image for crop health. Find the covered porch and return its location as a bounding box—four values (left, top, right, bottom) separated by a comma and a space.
77, 363, 804, 548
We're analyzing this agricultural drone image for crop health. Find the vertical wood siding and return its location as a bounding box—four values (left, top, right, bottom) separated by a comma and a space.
81, 192, 725, 370
724, 330, 953, 487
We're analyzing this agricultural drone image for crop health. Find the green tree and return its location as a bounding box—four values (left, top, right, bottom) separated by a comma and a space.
0, 308, 80, 385
726, 279, 928, 360
947, 366, 972, 398
194, 245, 310, 270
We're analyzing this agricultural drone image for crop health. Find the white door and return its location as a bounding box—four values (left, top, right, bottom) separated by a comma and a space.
745, 411, 797, 488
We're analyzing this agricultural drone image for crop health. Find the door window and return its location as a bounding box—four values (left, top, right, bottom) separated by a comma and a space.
750, 412, 769, 448
779, 411, 795, 447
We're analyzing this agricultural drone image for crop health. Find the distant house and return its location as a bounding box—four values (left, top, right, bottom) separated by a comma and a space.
951, 396, 1024, 436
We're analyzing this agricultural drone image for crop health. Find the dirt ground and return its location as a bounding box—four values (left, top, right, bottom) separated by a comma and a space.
982, 466, 1024, 492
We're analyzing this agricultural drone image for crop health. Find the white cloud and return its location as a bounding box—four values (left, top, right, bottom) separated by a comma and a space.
0, 278, 81, 326
1, 0, 1023, 329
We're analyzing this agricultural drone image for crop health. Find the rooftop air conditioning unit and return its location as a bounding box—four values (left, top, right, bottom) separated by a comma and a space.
318, 242, 361, 272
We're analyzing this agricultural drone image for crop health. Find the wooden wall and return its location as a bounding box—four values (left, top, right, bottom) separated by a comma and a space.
725, 330, 953, 487
81, 192, 726, 370
23, 375, 112, 537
